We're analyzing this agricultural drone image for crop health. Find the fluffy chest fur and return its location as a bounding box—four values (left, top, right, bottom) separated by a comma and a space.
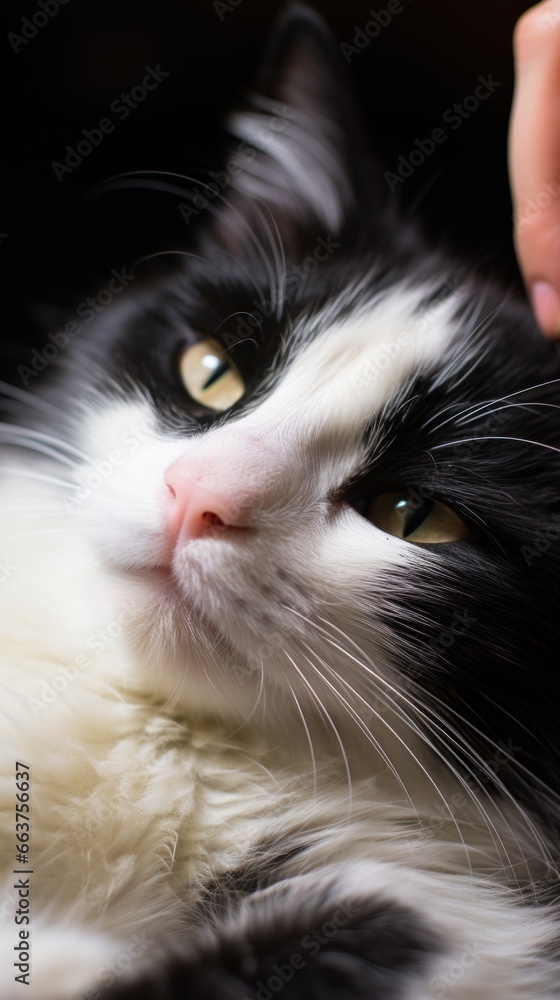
0, 559, 554, 999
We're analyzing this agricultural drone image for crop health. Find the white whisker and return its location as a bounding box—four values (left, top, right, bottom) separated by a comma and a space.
0, 466, 75, 490
433, 436, 560, 457
288, 682, 318, 799
285, 650, 353, 812
426, 377, 560, 436
296, 609, 546, 881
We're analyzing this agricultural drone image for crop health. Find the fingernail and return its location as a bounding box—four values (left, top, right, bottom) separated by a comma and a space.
530, 281, 560, 336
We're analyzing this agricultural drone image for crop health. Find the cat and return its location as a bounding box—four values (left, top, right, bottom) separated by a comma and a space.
1, 4, 560, 998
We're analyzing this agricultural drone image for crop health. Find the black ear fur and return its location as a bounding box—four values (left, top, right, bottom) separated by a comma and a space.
252, 4, 382, 219
197, 5, 381, 258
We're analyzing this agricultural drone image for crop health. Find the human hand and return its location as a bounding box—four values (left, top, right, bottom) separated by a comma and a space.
510, 0, 560, 337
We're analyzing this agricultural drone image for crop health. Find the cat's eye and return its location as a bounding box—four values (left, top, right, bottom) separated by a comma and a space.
179, 338, 245, 412
365, 493, 471, 544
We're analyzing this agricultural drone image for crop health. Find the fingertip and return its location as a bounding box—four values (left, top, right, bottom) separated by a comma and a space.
529, 280, 560, 337
513, 0, 560, 65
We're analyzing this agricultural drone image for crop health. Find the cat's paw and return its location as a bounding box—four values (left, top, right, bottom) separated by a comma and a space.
99, 865, 441, 999
93, 861, 560, 1000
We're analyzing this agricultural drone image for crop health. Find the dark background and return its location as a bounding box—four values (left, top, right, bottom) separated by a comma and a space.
1, 0, 532, 380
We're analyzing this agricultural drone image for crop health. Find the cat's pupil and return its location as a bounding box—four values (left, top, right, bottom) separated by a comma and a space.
399, 498, 434, 538
201, 357, 231, 390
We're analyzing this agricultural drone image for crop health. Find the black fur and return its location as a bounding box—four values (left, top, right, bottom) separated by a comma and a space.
103, 890, 440, 1000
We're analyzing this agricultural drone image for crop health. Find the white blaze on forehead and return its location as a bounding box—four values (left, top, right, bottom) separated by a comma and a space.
242, 285, 460, 439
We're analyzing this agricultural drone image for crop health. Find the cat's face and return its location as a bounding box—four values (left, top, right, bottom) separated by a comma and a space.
68, 279, 459, 720
39, 10, 560, 804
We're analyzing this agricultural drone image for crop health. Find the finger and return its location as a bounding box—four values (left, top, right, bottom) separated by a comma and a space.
509, 0, 560, 337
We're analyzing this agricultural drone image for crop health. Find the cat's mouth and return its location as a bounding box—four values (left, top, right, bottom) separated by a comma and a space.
120, 547, 233, 621
115, 552, 264, 692
115, 542, 292, 662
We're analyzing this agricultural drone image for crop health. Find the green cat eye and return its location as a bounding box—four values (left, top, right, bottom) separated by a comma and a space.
366, 493, 470, 544
179, 338, 245, 412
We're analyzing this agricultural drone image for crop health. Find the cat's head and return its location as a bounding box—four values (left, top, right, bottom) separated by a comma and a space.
29, 8, 560, 818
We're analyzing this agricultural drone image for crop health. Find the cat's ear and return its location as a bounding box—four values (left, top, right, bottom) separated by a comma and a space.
200, 5, 381, 254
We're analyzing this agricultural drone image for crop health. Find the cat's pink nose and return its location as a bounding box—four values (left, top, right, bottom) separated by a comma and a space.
164, 460, 244, 546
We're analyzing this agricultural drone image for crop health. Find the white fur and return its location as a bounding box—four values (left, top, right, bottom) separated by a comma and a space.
229, 99, 348, 230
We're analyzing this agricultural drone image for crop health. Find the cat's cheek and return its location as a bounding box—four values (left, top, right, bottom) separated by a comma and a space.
76, 399, 158, 460
322, 506, 422, 589
67, 403, 183, 569
73, 466, 169, 572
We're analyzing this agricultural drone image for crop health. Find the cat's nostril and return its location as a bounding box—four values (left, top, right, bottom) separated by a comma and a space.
202, 512, 224, 528
164, 460, 243, 547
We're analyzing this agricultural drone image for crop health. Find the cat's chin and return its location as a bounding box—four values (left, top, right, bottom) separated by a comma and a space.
105, 545, 369, 726
116, 561, 201, 627
108, 560, 264, 715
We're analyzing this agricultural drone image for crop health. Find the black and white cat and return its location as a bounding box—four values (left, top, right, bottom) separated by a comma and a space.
1, 5, 560, 998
